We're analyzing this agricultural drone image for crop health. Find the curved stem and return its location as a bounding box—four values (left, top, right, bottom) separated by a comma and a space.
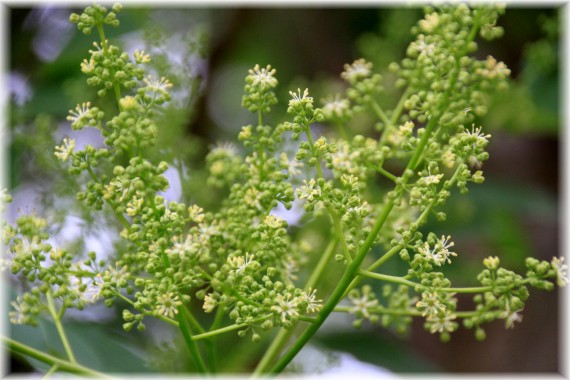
370, 99, 390, 126
359, 269, 417, 288
341, 244, 403, 300
389, 87, 412, 126
2, 336, 110, 378
42, 364, 59, 379
177, 306, 208, 374
192, 314, 271, 341
46, 292, 76, 364
378, 166, 398, 183
269, 198, 396, 374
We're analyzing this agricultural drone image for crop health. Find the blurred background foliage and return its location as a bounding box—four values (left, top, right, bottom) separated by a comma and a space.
7, 5, 560, 375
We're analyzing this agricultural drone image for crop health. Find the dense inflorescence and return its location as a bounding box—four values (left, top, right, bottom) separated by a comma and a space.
1, 3, 565, 376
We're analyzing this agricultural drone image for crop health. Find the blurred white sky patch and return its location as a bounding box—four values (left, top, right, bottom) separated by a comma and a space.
159, 165, 182, 202
8, 72, 32, 106
271, 199, 304, 227
292, 344, 395, 378
24, 7, 74, 63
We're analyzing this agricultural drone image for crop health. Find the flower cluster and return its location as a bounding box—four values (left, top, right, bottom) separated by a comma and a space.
2, 4, 565, 377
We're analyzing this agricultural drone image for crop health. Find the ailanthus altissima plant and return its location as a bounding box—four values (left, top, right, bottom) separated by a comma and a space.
1, 4, 565, 376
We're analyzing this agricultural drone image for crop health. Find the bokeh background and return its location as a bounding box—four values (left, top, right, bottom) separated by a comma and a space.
6, 4, 561, 375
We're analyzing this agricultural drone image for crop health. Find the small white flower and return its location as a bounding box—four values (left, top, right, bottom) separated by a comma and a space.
247, 64, 278, 90
211, 142, 239, 157
144, 76, 172, 94
126, 195, 144, 217
411, 35, 436, 57
322, 95, 350, 119
348, 287, 378, 318
300, 288, 322, 313
420, 168, 443, 186
228, 253, 254, 273
341, 59, 372, 83
264, 215, 285, 229
155, 292, 182, 319
80, 58, 96, 74
203, 294, 217, 313
476, 55, 511, 79
280, 152, 303, 177
418, 241, 444, 266
551, 257, 569, 287
134, 49, 151, 64
271, 294, 299, 323
465, 125, 491, 144
54, 138, 75, 161
105, 263, 129, 284
70, 275, 104, 304
442, 150, 456, 168
296, 179, 320, 202
83, 274, 104, 303
416, 291, 446, 317
9, 296, 27, 324
244, 187, 262, 210
67, 102, 92, 126
288, 88, 312, 108
427, 312, 457, 334
166, 235, 198, 257
419, 12, 440, 33
282, 256, 299, 283
500, 305, 523, 329
188, 204, 205, 223
399, 121, 414, 136
436, 235, 457, 264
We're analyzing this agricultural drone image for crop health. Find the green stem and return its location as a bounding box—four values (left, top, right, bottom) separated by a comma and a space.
304, 123, 324, 179
42, 364, 60, 379
370, 99, 390, 126
360, 270, 494, 294
359, 269, 417, 288
334, 305, 422, 317
207, 306, 225, 373
269, 58, 448, 372
253, 238, 339, 375
183, 305, 206, 334
96, 24, 107, 52
367, 244, 403, 273
442, 286, 493, 294
269, 198, 396, 374
2, 336, 110, 378
304, 238, 338, 291
407, 116, 438, 172
377, 86, 412, 146
113, 83, 122, 109
297, 316, 317, 324
389, 87, 412, 126
177, 306, 208, 374
112, 290, 179, 327
341, 244, 403, 299
334, 306, 478, 319
192, 315, 271, 341
330, 208, 351, 263
46, 292, 76, 364
378, 166, 398, 183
